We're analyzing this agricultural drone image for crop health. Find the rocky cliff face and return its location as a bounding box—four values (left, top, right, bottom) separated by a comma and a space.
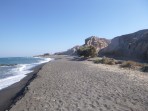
55, 36, 110, 56
55, 46, 80, 55
84, 36, 110, 52
99, 29, 148, 61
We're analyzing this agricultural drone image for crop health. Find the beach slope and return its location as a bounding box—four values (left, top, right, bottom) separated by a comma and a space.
9, 55, 148, 111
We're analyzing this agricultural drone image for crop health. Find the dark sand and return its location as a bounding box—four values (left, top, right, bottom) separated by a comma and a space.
3, 55, 148, 111
0, 64, 45, 111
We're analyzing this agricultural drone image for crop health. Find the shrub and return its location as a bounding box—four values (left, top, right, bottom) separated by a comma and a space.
94, 59, 102, 63
43, 53, 50, 56
141, 65, 148, 72
94, 57, 116, 65
120, 61, 143, 69
115, 60, 123, 64
77, 45, 97, 58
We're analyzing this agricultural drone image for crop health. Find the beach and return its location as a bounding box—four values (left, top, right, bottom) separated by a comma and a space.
2, 55, 148, 111
0, 64, 45, 111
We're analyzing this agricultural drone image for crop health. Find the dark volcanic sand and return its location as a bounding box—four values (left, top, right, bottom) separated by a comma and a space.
7, 55, 148, 111
0, 64, 45, 111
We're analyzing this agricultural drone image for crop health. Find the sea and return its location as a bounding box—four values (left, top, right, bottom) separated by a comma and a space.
0, 57, 52, 90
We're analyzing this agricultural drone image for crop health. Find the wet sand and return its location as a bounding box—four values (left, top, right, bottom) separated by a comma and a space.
7, 55, 148, 111
0, 64, 45, 111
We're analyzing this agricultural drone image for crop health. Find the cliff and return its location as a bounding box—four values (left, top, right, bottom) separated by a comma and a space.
84, 36, 110, 52
99, 29, 148, 61
55, 36, 110, 56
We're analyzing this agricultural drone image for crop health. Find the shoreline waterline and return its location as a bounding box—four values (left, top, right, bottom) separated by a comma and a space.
0, 57, 52, 90
0, 58, 53, 111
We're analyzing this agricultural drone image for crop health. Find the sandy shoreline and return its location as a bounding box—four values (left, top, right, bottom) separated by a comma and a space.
0, 64, 45, 111
2, 55, 148, 111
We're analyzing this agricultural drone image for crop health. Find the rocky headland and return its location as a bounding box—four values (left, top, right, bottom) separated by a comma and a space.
55, 45, 80, 56
56, 36, 110, 56
84, 36, 110, 52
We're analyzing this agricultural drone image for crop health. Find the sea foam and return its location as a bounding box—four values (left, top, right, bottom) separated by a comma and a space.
0, 57, 52, 90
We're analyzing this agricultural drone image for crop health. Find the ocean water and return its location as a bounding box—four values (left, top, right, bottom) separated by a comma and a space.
0, 57, 52, 90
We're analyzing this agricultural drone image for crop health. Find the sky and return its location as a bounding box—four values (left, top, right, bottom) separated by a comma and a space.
0, 0, 148, 57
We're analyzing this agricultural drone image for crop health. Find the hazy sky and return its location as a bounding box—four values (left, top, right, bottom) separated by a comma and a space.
0, 0, 148, 57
